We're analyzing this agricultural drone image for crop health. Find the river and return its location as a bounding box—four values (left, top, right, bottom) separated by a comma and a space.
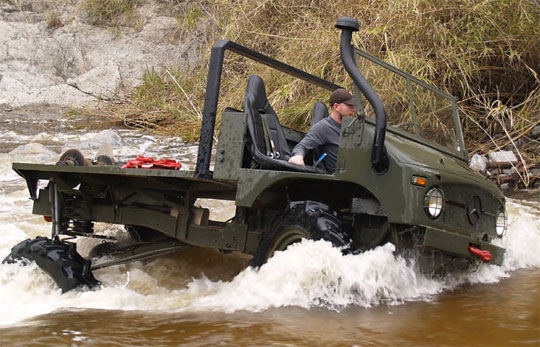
0, 112, 538, 346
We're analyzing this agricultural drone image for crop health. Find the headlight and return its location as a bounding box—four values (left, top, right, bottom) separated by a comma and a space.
496, 209, 507, 237
424, 187, 443, 219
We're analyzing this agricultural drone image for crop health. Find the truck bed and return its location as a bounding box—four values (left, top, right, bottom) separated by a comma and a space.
12, 163, 236, 200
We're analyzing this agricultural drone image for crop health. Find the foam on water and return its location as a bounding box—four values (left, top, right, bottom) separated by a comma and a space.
0, 120, 538, 325
182, 242, 443, 312
499, 200, 540, 269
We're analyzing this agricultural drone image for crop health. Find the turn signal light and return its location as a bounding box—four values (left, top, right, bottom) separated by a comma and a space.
44, 216, 52, 222
411, 176, 427, 186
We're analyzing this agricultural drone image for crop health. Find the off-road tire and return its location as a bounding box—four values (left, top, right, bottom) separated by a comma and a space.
95, 155, 114, 166
251, 200, 350, 267
2, 237, 100, 293
56, 149, 86, 166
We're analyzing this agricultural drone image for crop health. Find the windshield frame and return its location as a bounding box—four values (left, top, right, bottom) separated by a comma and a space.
354, 48, 468, 162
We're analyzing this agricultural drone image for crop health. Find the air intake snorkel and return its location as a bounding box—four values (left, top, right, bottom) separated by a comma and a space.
335, 17, 388, 174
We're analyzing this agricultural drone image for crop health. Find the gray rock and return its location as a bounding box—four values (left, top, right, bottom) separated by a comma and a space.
9, 143, 58, 163
469, 154, 488, 172
531, 126, 540, 138
76, 129, 123, 150
68, 61, 121, 100
487, 150, 518, 163
31, 84, 97, 106
503, 167, 516, 175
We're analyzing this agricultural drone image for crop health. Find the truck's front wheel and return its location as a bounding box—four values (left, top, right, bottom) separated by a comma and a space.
251, 201, 350, 267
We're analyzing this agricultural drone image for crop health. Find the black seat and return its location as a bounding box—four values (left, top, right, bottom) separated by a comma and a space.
243, 75, 325, 174
311, 101, 328, 127
244, 75, 291, 161
310, 101, 329, 163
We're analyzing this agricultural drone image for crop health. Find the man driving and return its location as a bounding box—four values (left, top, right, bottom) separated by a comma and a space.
288, 88, 357, 173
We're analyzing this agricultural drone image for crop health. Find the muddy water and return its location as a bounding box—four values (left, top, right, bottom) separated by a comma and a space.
0, 113, 538, 346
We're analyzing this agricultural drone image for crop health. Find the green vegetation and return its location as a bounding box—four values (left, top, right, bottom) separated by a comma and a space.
176, 2, 203, 32
102, 0, 539, 166
81, 0, 137, 26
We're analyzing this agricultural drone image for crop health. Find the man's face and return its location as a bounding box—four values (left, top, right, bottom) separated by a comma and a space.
335, 102, 357, 118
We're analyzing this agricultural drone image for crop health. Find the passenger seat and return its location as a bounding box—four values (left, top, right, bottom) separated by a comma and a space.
310, 101, 329, 163
311, 101, 328, 127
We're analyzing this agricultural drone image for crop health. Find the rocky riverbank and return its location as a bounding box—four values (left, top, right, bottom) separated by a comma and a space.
471, 147, 540, 190
0, 0, 204, 108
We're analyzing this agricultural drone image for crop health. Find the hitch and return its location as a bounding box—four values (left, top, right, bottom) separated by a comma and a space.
468, 245, 493, 263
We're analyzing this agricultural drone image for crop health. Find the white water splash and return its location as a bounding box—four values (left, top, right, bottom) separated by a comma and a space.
499, 201, 540, 269
182, 242, 443, 312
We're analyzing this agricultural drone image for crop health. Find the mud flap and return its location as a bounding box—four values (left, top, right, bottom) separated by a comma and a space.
2, 237, 100, 293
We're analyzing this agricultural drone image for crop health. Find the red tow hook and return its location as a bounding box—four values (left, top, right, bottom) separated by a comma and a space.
468, 246, 493, 263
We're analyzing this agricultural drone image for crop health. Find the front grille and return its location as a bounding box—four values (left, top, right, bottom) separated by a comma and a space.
440, 186, 496, 235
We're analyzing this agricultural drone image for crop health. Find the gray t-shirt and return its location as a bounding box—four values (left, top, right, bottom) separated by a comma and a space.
291, 116, 341, 173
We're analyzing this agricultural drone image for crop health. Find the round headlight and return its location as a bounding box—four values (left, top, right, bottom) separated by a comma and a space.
424, 187, 443, 219
496, 209, 507, 237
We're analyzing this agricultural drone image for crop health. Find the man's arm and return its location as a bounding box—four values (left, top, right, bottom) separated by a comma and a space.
288, 154, 305, 165
288, 122, 327, 166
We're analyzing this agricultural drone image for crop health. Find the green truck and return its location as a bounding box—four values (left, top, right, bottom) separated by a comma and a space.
4, 17, 507, 292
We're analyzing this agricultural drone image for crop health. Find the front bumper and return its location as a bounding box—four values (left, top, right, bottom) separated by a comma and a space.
422, 226, 505, 266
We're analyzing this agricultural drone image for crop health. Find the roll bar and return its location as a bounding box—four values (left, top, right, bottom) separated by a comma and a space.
194, 40, 342, 178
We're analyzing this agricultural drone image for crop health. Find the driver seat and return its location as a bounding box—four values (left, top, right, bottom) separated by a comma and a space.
243, 75, 325, 174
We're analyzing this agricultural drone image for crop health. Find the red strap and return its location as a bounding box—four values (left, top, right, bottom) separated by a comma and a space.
468, 246, 493, 263
121, 156, 182, 170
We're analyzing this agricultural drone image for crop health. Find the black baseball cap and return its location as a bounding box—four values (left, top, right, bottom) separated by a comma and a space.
329, 89, 354, 106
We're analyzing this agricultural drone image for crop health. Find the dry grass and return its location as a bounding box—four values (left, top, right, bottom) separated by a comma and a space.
100, 0, 539, 171
46, 11, 63, 30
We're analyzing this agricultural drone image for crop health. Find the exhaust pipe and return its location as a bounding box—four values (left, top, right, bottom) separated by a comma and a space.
335, 17, 388, 174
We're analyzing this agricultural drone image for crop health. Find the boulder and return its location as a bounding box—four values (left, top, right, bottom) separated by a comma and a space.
29, 84, 97, 107
9, 143, 58, 163
68, 61, 121, 100
469, 154, 488, 173
76, 129, 123, 151
487, 150, 517, 163
502, 167, 516, 175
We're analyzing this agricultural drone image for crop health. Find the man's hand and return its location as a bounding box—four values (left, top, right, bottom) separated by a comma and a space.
288, 155, 305, 166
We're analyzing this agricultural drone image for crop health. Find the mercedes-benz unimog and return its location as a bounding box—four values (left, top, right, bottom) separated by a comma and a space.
4, 17, 508, 292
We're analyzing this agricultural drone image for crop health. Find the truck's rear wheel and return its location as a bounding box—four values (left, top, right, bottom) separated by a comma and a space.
2, 237, 100, 293
251, 200, 350, 267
